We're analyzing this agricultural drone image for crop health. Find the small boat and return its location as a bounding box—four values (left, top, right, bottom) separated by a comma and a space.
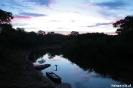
46, 72, 61, 83
34, 64, 51, 70
38, 59, 45, 64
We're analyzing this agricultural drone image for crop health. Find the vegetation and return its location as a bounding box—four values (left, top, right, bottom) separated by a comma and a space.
0, 9, 65, 87
62, 15, 133, 70
0, 9, 13, 24
1, 8, 133, 70
1, 8, 133, 87
28, 48, 133, 85
0, 25, 67, 49
113, 16, 133, 35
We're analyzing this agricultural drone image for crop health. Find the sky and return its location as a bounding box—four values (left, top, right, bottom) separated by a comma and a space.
0, 0, 133, 35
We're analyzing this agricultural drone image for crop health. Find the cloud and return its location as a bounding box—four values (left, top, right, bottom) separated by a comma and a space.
84, 22, 113, 28
13, 15, 31, 21
9, 0, 23, 7
0, 4, 6, 7
14, 15, 31, 19
20, 11, 47, 17
96, 22, 113, 26
57, 27, 68, 29
94, 0, 128, 9
24, 0, 54, 7
12, 23, 29, 26
49, 20, 60, 22
8, 0, 33, 10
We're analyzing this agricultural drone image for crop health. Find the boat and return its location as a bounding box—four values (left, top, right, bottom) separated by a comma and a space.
34, 64, 51, 70
38, 59, 45, 64
46, 72, 61, 83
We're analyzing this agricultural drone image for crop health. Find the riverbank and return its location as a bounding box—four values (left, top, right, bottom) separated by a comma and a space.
0, 47, 57, 88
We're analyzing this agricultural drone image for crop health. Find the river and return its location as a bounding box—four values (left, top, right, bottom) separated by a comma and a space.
28, 49, 133, 88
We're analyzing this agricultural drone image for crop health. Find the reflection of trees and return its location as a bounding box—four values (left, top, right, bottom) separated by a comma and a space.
62, 54, 133, 85
28, 50, 46, 62
28, 48, 62, 62
28, 48, 133, 85
61, 23, 133, 84
47, 53, 54, 59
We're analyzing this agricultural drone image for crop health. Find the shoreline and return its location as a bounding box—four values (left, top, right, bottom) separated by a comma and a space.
0, 46, 58, 88
22, 46, 72, 88
0, 45, 72, 88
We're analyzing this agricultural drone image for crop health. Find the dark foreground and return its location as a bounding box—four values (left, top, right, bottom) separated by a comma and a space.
0, 48, 57, 88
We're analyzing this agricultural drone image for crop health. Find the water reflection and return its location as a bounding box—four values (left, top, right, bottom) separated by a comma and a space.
28, 48, 133, 88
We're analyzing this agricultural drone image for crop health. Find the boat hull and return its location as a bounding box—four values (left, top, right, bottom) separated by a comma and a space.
46, 72, 61, 83
34, 64, 51, 70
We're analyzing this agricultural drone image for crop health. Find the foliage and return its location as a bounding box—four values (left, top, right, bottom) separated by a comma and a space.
0, 9, 13, 24
0, 9, 69, 49
37, 30, 45, 35
62, 15, 133, 70
70, 31, 79, 36
113, 15, 133, 35
1, 8, 133, 70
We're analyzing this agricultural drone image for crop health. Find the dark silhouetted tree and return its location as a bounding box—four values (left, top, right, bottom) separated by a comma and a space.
0, 27, 2, 33
70, 31, 79, 36
16, 28, 25, 32
0, 9, 13, 24
37, 30, 45, 35
47, 31, 54, 35
113, 15, 133, 35
0, 24, 13, 34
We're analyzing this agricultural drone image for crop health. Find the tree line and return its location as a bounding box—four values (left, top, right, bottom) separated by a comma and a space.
1, 8, 133, 70
62, 15, 133, 70
0, 9, 74, 50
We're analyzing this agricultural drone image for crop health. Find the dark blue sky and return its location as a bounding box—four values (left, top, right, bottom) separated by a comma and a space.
0, 0, 133, 34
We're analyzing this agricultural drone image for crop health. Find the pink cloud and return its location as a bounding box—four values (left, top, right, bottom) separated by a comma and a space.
13, 15, 31, 20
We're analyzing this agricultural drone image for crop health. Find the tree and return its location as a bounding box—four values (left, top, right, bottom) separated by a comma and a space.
70, 31, 79, 36
37, 30, 45, 35
0, 27, 2, 33
47, 31, 54, 35
0, 9, 13, 24
0, 9, 14, 34
16, 28, 25, 32
0, 24, 13, 33
113, 15, 133, 35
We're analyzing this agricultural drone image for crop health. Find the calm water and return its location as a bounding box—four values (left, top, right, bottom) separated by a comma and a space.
32, 53, 132, 88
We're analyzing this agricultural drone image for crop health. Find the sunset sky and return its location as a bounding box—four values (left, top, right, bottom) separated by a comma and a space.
0, 0, 133, 35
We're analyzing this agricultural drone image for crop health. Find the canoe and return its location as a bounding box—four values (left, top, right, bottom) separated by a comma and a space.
46, 72, 61, 83
34, 64, 51, 70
